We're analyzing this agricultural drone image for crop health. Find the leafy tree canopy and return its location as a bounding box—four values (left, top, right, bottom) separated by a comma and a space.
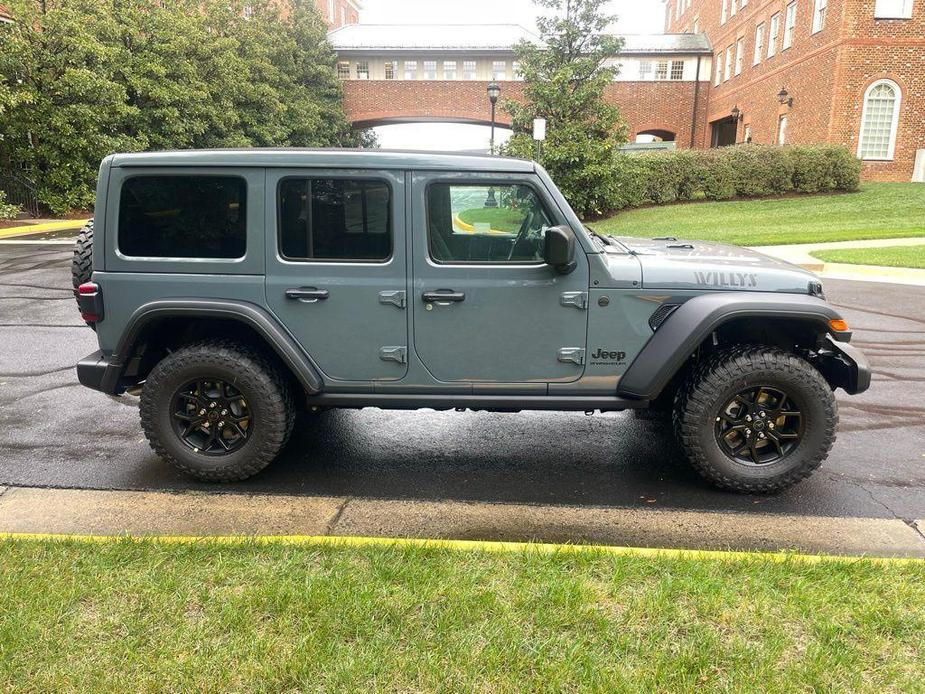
0, 0, 369, 213
503, 0, 628, 218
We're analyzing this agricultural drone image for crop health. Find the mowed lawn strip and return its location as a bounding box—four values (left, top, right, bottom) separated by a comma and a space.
1, 539, 923, 692
592, 183, 925, 246
812, 244, 925, 269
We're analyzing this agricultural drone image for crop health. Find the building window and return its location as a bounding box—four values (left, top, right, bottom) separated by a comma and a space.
337, 61, 350, 79
492, 60, 507, 80
724, 46, 733, 81
355, 61, 369, 80
813, 0, 828, 31
721, 0, 728, 24
754, 23, 765, 64
730, 0, 737, 16
714, 58, 722, 86
858, 80, 902, 160
874, 0, 914, 17
443, 60, 457, 80
463, 60, 477, 80
639, 60, 653, 79
655, 60, 669, 80
783, 1, 797, 49
512, 61, 523, 80
384, 60, 395, 80
693, 17, 700, 32
423, 60, 437, 80
734, 37, 745, 75
404, 61, 418, 80
670, 60, 685, 80
777, 115, 788, 145
768, 12, 780, 57
327, 0, 334, 22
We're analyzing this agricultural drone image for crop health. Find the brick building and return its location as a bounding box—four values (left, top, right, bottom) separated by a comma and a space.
315, 0, 360, 29
0, 4, 13, 23
328, 24, 713, 148
666, 0, 925, 181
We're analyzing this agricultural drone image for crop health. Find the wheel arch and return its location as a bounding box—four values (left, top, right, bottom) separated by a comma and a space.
618, 293, 847, 400
110, 299, 324, 395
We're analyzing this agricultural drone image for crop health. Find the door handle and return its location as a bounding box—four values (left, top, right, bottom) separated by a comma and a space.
422, 290, 465, 304
286, 287, 329, 303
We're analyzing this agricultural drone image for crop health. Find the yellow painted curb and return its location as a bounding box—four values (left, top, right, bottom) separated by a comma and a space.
1, 532, 921, 564
0, 219, 89, 239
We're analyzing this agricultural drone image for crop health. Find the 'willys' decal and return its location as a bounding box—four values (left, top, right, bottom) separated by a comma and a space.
694, 271, 758, 288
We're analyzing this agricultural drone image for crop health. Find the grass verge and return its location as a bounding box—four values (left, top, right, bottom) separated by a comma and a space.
592, 183, 925, 246
811, 245, 925, 270
1, 538, 923, 692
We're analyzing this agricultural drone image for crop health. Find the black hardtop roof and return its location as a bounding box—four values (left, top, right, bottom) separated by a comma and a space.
108, 148, 537, 173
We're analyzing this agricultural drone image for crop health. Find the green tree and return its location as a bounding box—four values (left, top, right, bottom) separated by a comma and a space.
0, 0, 367, 213
502, 0, 627, 218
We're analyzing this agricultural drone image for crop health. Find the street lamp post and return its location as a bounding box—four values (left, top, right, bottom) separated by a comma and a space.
487, 82, 501, 155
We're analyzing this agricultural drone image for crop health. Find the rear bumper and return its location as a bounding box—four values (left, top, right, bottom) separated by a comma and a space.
76, 350, 123, 395
818, 334, 871, 395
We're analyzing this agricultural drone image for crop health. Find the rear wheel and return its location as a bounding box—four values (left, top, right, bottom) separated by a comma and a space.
139, 340, 294, 481
673, 346, 837, 493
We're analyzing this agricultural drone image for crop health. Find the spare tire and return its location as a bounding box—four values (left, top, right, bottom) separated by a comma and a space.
72, 219, 95, 325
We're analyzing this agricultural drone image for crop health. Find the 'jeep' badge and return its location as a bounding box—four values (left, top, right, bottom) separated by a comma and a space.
590, 348, 626, 365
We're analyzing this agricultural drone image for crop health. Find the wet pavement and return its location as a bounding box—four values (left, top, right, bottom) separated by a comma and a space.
0, 241, 923, 525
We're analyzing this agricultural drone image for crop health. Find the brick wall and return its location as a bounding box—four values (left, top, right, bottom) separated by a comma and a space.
343, 80, 710, 148
314, 0, 359, 28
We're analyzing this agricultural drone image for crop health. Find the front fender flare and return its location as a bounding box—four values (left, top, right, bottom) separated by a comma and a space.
617, 292, 843, 400
103, 299, 324, 395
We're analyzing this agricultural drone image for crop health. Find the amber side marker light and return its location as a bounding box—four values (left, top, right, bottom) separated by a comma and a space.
829, 319, 849, 332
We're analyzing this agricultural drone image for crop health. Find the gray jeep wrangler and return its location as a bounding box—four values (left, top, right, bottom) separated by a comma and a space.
73, 149, 869, 492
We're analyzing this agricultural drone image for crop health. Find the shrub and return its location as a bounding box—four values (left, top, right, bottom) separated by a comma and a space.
606, 143, 859, 216
0, 190, 21, 220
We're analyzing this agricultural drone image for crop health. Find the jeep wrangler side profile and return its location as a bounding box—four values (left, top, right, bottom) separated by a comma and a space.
74, 149, 870, 492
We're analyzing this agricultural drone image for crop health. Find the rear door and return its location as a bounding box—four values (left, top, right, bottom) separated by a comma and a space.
265, 169, 408, 383
410, 172, 590, 384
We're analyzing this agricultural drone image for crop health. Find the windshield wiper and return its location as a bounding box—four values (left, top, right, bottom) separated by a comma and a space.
584, 225, 614, 247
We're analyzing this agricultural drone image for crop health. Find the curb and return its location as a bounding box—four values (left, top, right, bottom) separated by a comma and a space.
0, 219, 89, 239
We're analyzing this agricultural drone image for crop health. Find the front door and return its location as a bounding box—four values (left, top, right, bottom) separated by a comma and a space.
410, 173, 589, 384
265, 169, 408, 382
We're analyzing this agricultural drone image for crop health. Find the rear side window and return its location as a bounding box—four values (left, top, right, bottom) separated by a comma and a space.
278, 178, 391, 262
118, 176, 247, 259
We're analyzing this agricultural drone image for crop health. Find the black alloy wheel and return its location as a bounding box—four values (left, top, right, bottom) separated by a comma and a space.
714, 386, 804, 466
170, 378, 252, 455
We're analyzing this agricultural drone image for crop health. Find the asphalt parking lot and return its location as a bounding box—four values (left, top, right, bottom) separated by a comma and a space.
1, 240, 924, 525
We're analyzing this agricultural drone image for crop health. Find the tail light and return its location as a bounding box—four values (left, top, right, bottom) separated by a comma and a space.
77, 282, 104, 323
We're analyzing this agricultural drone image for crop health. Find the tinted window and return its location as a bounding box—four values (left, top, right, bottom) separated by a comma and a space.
279, 179, 391, 261
427, 183, 552, 263
118, 176, 246, 258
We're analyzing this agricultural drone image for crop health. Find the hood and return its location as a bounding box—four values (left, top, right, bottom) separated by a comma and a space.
607, 236, 818, 294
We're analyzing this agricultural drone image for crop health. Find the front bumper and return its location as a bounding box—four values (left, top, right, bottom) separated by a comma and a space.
817, 334, 871, 395
77, 350, 124, 395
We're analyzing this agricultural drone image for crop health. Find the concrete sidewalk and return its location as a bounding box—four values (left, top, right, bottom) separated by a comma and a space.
751, 237, 925, 286
0, 485, 922, 558
0, 218, 89, 240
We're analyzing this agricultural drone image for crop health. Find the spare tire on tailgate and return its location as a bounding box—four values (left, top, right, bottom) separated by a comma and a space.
72, 219, 94, 323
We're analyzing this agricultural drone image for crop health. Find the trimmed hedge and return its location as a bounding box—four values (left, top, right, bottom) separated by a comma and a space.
608, 144, 860, 213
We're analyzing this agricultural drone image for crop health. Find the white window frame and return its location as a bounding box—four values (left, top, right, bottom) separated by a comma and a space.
754, 23, 765, 64
384, 60, 395, 80
462, 60, 477, 80
403, 61, 418, 80
355, 60, 369, 80
337, 61, 350, 79
714, 57, 722, 85
423, 60, 437, 80
670, 60, 685, 80
734, 37, 745, 75
778, 115, 788, 145
812, 0, 827, 32
783, 1, 797, 50
491, 60, 507, 81
724, 46, 733, 82
731, 0, 737, 17
512, 61, 523, 80
857, 79, 902, 161
768, 13, 780, 57
721, 0, 728, 24
443, 60, 457, 80
874, 0, 914, 18
639, 59, 654, 80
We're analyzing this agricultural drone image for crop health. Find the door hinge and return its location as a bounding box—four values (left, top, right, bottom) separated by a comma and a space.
379, 346, 407, 365
560, 291, 588, 310
557, 348, 585, 366
379, 290, 406, 309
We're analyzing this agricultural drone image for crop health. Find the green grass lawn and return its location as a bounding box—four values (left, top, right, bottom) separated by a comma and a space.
458, 206, 523, 232
812, 244, 925, 269
1, 539, 923, 692
592, 183, 925, 246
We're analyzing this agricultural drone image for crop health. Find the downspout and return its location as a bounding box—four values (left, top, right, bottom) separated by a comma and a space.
690, 55, 702, 149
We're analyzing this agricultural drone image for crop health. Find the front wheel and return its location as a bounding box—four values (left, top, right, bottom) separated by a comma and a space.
139, 340, 294, 481
673, 346, 837, 493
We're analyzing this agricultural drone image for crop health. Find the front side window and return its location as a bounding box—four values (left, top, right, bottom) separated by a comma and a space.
463, 60, 477, 80
443, 60, 457, 79
813, 0, 828, 31
858, 80, 901, 160
427, 183, 553, 264
404, 61, 418, 80
768, 13, 780, 57
754, 23, 765, 64
423, 60, 437, 80
783, 1, 797, 49
279, 179, 391, 261
119, 176, 246, 259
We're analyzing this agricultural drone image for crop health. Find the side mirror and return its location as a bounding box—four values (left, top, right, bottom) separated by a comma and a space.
544, 226, 577, 275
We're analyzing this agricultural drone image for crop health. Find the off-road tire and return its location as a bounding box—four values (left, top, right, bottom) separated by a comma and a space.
71, 219, 94, 292
139, 340, 294, 482
673, 345, 837, 493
